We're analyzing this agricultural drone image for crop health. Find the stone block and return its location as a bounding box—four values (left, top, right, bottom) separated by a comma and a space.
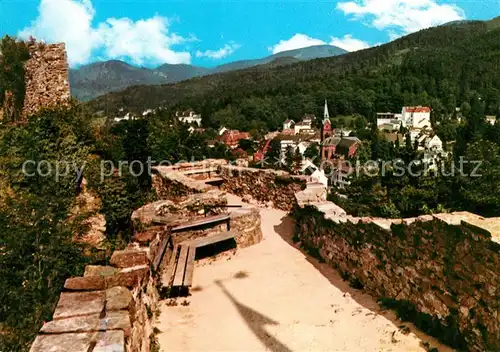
105, 265, 149, 288
106, 286, 133, 311
84, 265, 119, 277
64, 276, 105, 291
30, 332, 93, 352
40, 311, 131, 336
93, 330, 125, 352
110, 250, 149, 268
53, 291, 105, 319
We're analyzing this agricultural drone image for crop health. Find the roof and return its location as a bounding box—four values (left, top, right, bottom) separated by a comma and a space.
322, 136, 341, 146
276, 132, 319, 142
337, 138, 361, 149
295, 122, 312, 127
284, 119, 294, 124
403, 106, 431, 113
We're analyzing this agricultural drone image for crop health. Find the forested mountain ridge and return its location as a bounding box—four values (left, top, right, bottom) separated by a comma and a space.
89, 17, 500, 132
70, 44, 347, 101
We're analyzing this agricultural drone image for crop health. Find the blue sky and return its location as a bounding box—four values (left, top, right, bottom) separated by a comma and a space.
1, 0, 499, 68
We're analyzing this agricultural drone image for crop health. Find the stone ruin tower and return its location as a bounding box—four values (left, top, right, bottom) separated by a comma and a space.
22, 40, 71, 118
0, 40, 71, 121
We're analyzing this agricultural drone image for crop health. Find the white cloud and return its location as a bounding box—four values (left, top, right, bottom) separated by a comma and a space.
337, 0, 466, 37
330, 35, 370, 52
269, 33, 326, 54
19, 0, 191, 66
195, 43, 240, 60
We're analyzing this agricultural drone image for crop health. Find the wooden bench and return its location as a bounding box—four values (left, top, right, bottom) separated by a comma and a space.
161, 231, 236, 296
171, 214, 230, 233
161, 244, 196, 295
187, 231, 236, 249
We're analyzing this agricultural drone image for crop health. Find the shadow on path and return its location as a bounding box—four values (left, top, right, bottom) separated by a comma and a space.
272, 214, 452, 352
214, 280, 292, 352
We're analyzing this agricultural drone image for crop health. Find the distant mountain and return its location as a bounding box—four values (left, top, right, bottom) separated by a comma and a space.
88, 16, 500, 125
213, 45, 347, 73
69, 60, 167, 101
69, 45, 348, 101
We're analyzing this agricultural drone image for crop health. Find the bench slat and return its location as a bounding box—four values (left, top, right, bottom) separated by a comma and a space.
190, 231, 236, 248
172, 245, 189, 287
183, 246, 196, 287
161, 246, 178, 288
171, 214, 230, 233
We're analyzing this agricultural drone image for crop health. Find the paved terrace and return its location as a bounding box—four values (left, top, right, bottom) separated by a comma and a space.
155, 195, 451, 352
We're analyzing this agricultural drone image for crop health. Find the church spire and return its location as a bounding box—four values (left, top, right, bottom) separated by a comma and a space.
323, 99, 330, 122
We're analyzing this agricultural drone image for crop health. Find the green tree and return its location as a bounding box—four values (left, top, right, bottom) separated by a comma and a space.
0, 36, 30, 122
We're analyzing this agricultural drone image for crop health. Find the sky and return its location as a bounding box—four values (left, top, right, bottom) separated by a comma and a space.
0, 0, 499, 68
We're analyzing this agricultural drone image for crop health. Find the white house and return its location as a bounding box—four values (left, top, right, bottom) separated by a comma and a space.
218, 126, 229, 136
297, 141, 310, 156
486, 115, 497, 125
283, 119, 295, 130
114, 112, 134, 123
142, 109, 154, 116
301, 159, 328, 188
331, 162, 352, 190
402, 106, 431, 129
177, 110, 202, 126
425, 135, 443, 152
294, 121, 312, 135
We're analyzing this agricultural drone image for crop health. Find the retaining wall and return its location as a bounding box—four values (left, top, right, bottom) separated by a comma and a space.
30, 233, 171, 351
218, 165, 307, 211
293, 198, 500, 351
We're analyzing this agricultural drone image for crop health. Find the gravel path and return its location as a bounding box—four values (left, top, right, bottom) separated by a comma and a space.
155, 195, 451, 352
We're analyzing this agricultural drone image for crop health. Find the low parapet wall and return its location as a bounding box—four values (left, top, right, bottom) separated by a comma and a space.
292, 198, 500, 351
149, 161, 264, 248
30, 232, 171, 352
218, 165, 308, 211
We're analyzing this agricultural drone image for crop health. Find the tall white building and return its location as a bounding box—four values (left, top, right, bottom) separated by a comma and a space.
402, 106, 431, 129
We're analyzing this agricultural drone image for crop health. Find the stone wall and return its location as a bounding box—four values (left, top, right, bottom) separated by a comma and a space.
293, 201, 500, 351
22, 41, 71, 118
219, 165, 307, 211
139, 161, 264, 249
152, 160, 227, 198
29, 230, 171, 352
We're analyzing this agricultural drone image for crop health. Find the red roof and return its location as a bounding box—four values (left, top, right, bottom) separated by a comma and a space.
404, 106, 431, 113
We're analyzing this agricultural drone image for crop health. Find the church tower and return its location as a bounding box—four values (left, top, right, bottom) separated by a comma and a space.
321, 99, 332, 141
323, 99, 330, 120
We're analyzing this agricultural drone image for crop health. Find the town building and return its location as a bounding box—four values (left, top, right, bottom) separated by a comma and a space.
331, 161, 353, 189
301, 159, 328, 188
377, 106, 431, 130
301, 114, 316, 126
253, 139, 272, 162
176, 110, 202, 126
321, 136, 361, 161
218, 126, 229, 135
486, 115, 497, 125
113, 112, 134, 123
283, 119, 295, 130
294, 121, 313, 135
217, 130, 250, 148
402, 106, 431, 129
424, 135, 443, 152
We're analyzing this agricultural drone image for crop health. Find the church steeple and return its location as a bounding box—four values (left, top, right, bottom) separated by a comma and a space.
323, 99, 330, 122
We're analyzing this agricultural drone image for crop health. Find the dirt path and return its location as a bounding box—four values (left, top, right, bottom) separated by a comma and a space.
155, 195, 452, 352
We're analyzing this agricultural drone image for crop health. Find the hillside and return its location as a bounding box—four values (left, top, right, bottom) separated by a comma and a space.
70, 45, 347, 101
212, 45, 346, 73
89, 17, 500, 131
